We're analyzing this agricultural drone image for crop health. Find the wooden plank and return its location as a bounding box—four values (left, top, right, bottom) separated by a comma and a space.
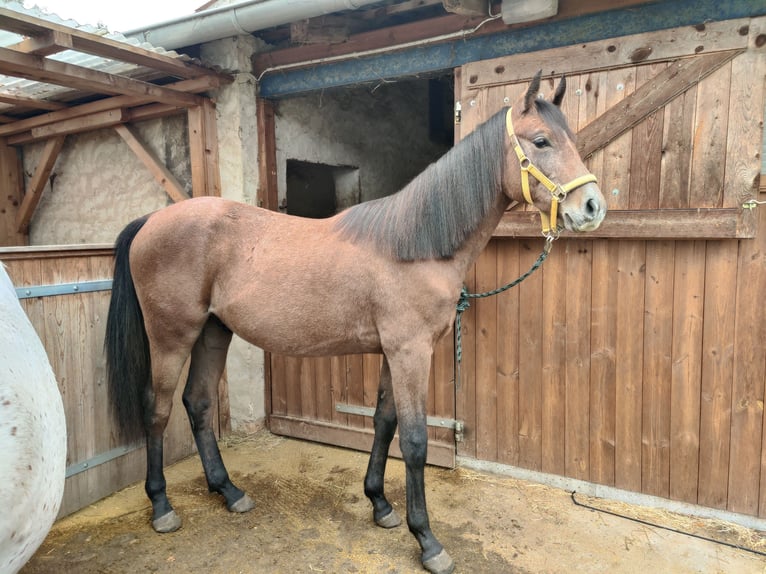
614, 241, 645, 492
9, 28, 73, 56
461, 18, 751, 91
565, 240, 592, 481
689, 63, 732, 208
15, 135, 65, 234
493, 208, 755, 239
640, 240, 674, 497
31, 108, 127, 139
576, 51, 741, 161
299, 357, 317, 421
432, 323, 455, 446
256, 98, 278, 210
517, 238, 544, 471
628, 63, 666, 209
269, 415, 456, 468
0, 45, 204, 107
697, 240, 737, 509
589, 239, 618, 485
728, 27, 766, 517
0, 92, 66, 110
201, 99, 221, 197
728, 202, 766, 515
659, 84, 696, 208
0, 142, 26, 246
188, 105, 207, 198
723, 22, 766, 209
495, 238, 520, 465
114, 124, 188, 203
540, 237, 566, 476
474, 241, 498, 461
669, 241, 705, 504
314, 356, 334, 423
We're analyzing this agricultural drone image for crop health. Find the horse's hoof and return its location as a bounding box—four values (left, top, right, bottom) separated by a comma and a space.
375, 509, 402, 528
228, 493, 255, 513
422, 549, 455, 574
152, 510, 182, 533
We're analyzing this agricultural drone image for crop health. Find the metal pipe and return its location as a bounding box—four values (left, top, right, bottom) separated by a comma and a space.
126, 0, 385, 50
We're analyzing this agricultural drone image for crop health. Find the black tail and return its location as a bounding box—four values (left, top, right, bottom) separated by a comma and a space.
105, 215, 151, 445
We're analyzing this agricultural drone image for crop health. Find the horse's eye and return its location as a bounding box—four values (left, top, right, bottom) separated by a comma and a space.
533, 137, 551, 149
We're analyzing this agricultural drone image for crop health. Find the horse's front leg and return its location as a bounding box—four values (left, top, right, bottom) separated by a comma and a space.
364, 357, 402, 528
389, 348, 455, 574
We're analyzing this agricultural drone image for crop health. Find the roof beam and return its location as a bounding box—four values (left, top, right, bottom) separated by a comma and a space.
0, 92, 66, 110
0, 7, 213, 79
0, 45, 204, 107
9, 29, 73, 56
0, 75, 225, 137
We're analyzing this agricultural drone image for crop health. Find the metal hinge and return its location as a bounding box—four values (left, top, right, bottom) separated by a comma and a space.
335, 403, 464, 442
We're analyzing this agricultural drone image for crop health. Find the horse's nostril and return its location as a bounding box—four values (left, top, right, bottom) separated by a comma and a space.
585, 197, 599, 217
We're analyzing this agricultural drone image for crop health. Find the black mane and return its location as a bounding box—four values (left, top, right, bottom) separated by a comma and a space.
334, 107, 507, 261
334, 100, 567, 261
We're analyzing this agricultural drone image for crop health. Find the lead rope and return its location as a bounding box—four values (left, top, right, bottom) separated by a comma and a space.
453, 235, 555, 389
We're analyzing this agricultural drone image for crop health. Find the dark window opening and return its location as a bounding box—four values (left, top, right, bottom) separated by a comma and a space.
286, 160, 360, 218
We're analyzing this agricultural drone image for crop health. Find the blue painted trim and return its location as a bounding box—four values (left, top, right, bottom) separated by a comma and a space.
259, 0, 766, 98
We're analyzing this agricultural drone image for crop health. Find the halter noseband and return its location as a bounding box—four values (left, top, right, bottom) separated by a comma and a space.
506, 107, 598, 236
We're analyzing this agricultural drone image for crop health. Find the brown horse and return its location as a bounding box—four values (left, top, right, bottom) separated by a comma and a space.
105, 72, 606, 574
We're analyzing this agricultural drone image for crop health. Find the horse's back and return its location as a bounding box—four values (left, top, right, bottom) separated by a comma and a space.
0, 264, 66, 574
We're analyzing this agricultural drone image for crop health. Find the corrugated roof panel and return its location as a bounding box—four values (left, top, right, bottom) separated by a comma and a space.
0, 2, 196, 113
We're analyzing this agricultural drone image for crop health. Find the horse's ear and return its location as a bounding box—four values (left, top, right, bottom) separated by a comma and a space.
523, 70, 542, 113
552, 75, 566, 107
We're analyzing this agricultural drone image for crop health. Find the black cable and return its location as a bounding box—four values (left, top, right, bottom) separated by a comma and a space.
570, 491, 766, 558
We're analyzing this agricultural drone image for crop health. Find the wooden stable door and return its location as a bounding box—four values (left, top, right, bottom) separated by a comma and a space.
452, 16, 766, 519
269, 341, 457, 467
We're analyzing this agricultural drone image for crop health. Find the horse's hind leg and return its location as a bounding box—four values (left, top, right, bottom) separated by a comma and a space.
364, 357, 402, 528
145, 349, 191, 533
183, 315, 255, 514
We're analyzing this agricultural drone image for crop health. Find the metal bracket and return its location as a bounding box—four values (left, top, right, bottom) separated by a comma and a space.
16, 279, 113, 299
335, 403, 464, 442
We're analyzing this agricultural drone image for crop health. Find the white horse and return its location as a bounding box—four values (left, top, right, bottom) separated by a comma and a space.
0, 263, 66, 574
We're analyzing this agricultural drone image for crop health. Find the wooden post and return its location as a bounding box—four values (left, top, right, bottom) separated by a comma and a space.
0, 140, 26, 246
187, 99, 221, 197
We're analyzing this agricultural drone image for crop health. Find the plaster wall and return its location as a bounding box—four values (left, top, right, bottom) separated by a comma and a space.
26, 115, 189, 245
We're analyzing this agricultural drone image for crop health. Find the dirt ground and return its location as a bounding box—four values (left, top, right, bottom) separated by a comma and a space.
22, 430, 766, 574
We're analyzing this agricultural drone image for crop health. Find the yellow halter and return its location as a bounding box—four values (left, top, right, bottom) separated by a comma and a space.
506, 107, 598, 236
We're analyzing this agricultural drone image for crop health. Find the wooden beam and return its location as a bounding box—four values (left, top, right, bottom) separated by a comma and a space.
30, 109, 127, 140
577, 50, 743, 160
0, 46, 204, 108
0, 7, 215, 80
6, 103, 186, 145
0, 141, 26, 246
9, 29, 73, 56
15, 135, 65, 233
256, 98, 278, 210
187, 100, 221, 197
0, 93, 66, 111
254, 0, 654, 74
114, 124, 188, 203
0, 76, 225, 138
494, 208, 756, 239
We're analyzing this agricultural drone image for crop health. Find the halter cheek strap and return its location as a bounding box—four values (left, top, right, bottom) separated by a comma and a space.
506, 107, 598, 236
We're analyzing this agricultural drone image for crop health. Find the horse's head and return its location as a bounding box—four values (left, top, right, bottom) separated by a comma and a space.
502, 71, 606, 235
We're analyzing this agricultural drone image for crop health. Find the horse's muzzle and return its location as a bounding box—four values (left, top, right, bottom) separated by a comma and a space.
560, 183, 607, 232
